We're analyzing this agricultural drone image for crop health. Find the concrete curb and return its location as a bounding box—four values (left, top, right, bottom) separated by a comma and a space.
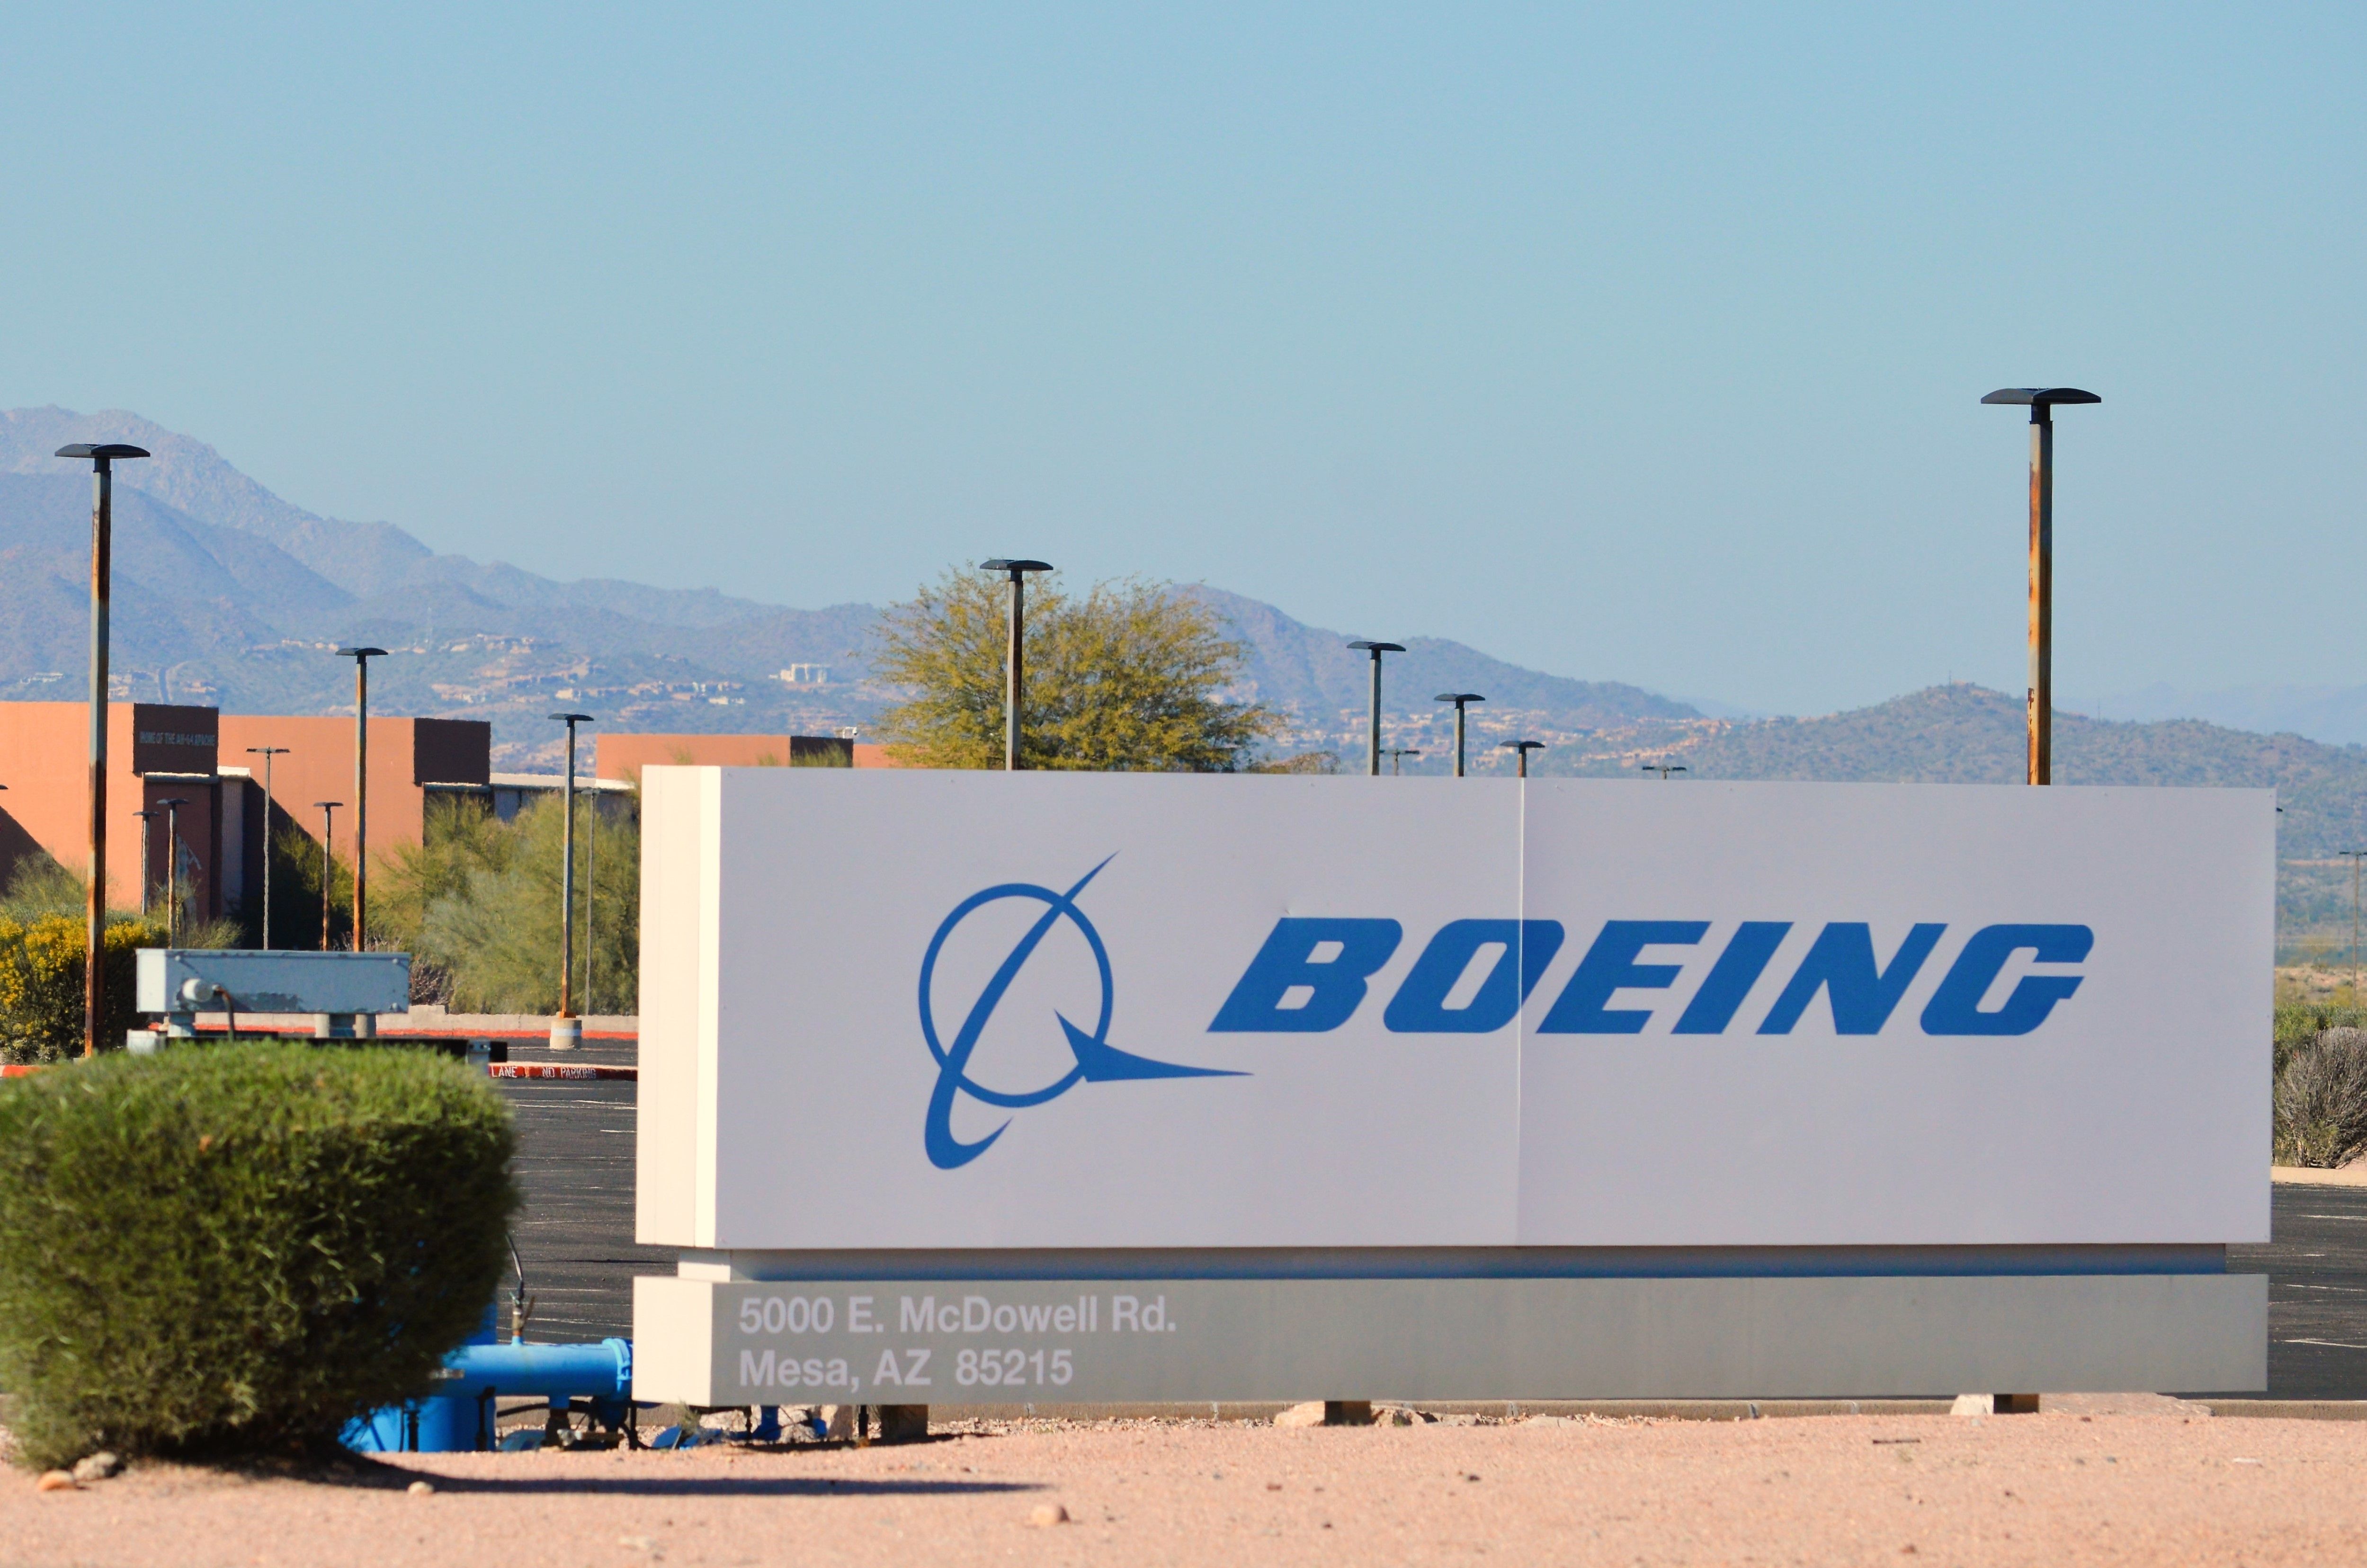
933, 1399, 1957, 1423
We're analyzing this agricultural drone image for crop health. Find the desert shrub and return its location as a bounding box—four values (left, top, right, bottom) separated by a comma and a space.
0, 914, 168, 1065
2273, 1027, 2367, 1168
0, 1043, 516, 1467
2275, 1002, 2367, 1079
411, 795, 638, 1015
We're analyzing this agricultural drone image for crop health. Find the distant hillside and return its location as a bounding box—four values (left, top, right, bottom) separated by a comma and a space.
1526, 683, 2364, 956
0, 407, 1697, 767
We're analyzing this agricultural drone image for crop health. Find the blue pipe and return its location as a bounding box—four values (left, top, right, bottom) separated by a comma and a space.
345, 1335, 634, 1453
430, 1338, 631, 1401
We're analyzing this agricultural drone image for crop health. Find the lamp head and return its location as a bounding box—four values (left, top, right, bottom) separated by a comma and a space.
549, 712, 594, 725
1434, 692, 1485, 705
981, 559, 1054, 577
334, 646, 388, 660
154, 796, 189, 808
54, 443, 150, 464
1982, 387, 2100, 424
1347, 640, 1406, 655
313, 800, 342, 810
1500, 739, 1544, 753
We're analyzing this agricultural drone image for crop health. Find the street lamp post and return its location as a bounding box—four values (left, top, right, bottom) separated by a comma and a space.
2340, 849, 2367, 1001
132, 808, 158, 917
154, 797, 190, 947
1982, 388, 2101, 785
313, 802, 341, 952
245, 746, 290, 949
1640, 763, 1689, 780
1434, 693, 1485, 777
334, 648, 387, 948
56, 441, 151, 1058
549, 712, 593, 1051
980, 561, 1053, 771
1347, 641, 1406, 776
1385, 748, 1423, 776
1500, 739, 1544, 779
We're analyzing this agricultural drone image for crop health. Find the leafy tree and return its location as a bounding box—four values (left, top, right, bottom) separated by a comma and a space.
872, 569, 1279, 771
397, 794, 639, 1016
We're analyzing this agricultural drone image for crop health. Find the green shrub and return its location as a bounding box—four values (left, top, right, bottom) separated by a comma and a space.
0, 1043, 517, 1467
0, 914, 168, 1065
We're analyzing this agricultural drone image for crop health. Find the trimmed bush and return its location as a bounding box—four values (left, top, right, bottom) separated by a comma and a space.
0, 1043, 516, 1467
2274, 1027, 2367, 1168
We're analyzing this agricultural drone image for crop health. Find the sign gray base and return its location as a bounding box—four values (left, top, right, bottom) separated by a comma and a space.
633, 1273, 2265, 1405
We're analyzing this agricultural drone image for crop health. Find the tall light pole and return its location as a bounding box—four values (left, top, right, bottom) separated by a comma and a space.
132, 808, 158, 917
313, 802, 341, 952
334, 648, 387, 948
1347, 641, 1406, 777
1501, 739, 1544, 779
245, 746, 290, 949
1982, 388, 2100, 785
1434, 693, 1485, 777
1385, 748, 1423, 776
980, 561, 1053, 771
2340, 849, 2367, 1001
154, 797, 190, 947
549, 713, 593, 1051
1640, 763, 1689, 780
56, 441, 150, 1058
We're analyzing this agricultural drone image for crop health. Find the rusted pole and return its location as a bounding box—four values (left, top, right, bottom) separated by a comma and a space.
1984, 388, 2095, 786
2027, 404, 2053, 786
85, 459, 108, 1054
58, 442, 148, 1058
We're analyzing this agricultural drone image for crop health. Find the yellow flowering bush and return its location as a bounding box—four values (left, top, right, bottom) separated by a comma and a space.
0, 915, 166, 1064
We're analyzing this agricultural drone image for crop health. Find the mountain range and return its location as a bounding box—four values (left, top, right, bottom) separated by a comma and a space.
5, 405, 2364, 955
0, 407, 1685, 769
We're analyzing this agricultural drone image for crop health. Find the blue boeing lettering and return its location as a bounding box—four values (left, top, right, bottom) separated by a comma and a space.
1209, 918, 1402, 1032
1383, 920, 1565, 1033
1673, 922, 1792, 1034
1536, 921, 1710, 1034
1920, 924, 2093, 1035
1758, 922, 1946, 1035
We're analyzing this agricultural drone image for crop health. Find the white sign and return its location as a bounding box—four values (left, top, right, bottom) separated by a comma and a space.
636, 771, 2270, 1252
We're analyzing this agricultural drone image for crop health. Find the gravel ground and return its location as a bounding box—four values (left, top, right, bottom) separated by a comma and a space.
8, 1412, 2366, 1567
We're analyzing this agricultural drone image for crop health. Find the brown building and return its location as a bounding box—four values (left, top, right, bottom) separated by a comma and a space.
593, 732, 900, 786
0, 703, 491, 923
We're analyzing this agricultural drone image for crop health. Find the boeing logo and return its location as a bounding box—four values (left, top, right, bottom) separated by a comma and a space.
1208, 918, 2094, 1038
922, 867, 2094, 1167
919, 857, 1242, 1170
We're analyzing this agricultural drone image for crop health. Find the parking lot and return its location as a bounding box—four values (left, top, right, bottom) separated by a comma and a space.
499, 1059, 2367, 1400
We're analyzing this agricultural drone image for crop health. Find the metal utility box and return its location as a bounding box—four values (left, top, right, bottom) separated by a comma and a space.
134, 949, 412, 1041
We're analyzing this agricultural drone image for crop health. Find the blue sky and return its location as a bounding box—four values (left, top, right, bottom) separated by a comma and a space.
2, 5, 2358, 715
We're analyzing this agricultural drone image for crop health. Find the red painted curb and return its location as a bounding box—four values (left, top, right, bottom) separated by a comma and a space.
488, 1063, 638, 1081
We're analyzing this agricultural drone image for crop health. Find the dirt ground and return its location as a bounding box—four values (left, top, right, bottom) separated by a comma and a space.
7, 1411, 2366, 1567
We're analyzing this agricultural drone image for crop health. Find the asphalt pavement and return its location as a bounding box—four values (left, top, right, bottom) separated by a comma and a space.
497, 1063, 2367, 1399
2228, 1183, 2367, 1399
